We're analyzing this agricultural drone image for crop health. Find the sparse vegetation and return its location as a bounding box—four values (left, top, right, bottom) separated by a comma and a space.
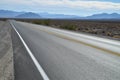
32, 20, 42, 24
60, 25, 77, 30
43, 19, 50, 25
1, 18, 119, 40
31, 19, 50, 26
21, 19, 120, 40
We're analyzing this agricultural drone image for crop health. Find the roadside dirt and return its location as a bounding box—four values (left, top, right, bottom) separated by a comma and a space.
0, 21, 14, 80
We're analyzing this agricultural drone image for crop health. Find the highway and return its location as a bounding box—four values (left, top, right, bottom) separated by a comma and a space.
10, 20, 120, 80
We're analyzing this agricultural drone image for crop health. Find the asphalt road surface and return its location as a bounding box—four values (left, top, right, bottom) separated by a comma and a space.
10, 20, 120, 80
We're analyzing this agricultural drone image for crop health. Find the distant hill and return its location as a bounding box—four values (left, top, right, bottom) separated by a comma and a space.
39, 12, 79, 19
0, 10, 24, 18
86, 13, 120, 19
15, 12, 41, 19
0, 9, 79, 19
0, 9, 120, 19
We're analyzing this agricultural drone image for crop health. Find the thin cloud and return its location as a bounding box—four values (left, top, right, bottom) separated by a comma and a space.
0, 0, 120, 16
32, 0, 120, 10
1, 0, 120, 10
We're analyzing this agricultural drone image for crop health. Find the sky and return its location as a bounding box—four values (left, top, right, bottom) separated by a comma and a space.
0, 0, 120, 16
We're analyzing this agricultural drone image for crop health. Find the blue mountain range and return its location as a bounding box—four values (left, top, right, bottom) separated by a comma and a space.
0, 10, 120, 19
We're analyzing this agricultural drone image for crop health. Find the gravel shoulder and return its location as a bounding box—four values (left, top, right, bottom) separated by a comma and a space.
0, 21, 14, 80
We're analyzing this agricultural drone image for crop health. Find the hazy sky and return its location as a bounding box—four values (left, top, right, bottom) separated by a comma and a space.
0, 0, 120, 16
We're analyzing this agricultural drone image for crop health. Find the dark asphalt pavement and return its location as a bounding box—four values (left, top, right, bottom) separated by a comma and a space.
11, 23, 43, 80
11, 21, 120, 80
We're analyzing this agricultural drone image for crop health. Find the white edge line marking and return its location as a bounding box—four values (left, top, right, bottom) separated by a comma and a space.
10, 21, 50, 80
